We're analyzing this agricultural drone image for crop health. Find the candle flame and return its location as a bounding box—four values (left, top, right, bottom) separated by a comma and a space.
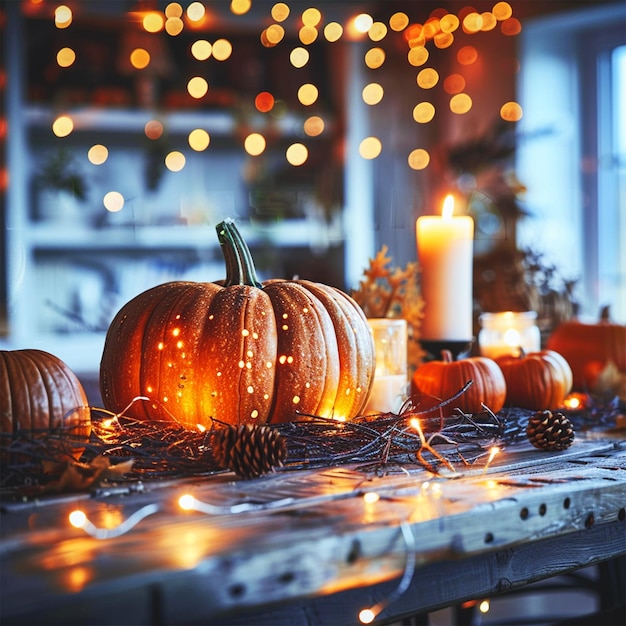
441, 194, 455, 219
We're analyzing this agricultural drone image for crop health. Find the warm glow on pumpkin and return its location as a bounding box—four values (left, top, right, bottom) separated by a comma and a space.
99, 221, 375, 429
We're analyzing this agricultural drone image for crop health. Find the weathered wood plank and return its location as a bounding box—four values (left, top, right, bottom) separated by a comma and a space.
1, 438, 624, 625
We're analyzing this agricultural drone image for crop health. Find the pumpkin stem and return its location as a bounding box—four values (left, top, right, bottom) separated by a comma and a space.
441, 350, 454, 363
216, 219, 263, 288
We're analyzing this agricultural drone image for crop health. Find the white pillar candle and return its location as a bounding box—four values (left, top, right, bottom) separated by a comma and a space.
416, 195, 474, 341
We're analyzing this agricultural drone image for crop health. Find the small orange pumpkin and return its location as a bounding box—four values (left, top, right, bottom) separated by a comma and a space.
412, 350, 506, 415
547, 312, 626, 391
1, 349, 91, 463
495, 349, 573, 410
100, 220, 375, 429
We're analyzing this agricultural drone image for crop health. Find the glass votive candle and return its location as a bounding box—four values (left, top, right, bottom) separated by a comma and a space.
363, 318, 408, 414
478, 311, 541, 359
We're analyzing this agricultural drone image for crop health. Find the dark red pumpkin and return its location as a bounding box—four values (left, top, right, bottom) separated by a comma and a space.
547, 316, 626, 391
495, 349, 573, 410
100, 220, 375, 429
412, 350, 507, 415
0, 349, 91, 462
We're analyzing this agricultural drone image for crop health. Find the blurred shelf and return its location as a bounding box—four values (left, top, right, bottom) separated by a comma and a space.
25, 105, 312, 138
26, 220, 323, 251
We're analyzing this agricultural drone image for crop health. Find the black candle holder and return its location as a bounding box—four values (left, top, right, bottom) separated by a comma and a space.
420, 339, 475, 362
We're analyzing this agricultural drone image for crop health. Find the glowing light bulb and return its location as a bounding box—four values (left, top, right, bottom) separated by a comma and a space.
178, 494, 196, 510
363, 492, 380, 505
69, 510, 87, 528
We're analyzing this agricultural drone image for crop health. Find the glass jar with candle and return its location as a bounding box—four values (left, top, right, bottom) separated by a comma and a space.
363, 318, 408, 414
478, 311, 541, 359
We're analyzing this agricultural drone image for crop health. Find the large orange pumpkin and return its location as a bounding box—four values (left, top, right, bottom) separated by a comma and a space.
412, 350, 507, 415
100, 220, 375, 429
495, 349, 573, 410
547, 316, 626, 391
0, 349, 91, 462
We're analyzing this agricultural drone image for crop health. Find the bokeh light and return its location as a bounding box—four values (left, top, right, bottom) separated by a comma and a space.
56, 47, 75, 67
303, 116, 324, 137
188, 129, 210, 151
412, 102, 435, 123
55, 5, 72, 29
450, 93, 473, 114
165, 17, 184, 36
501, 17, 522, 36
143, 12, 164, 33
417, 68, 439, 89
103, 191, 124, 212
299, 26, 318, 45
302, 8, 321, 27
271, 3, 290, 22
263, 24, 285, 46
286, 143, 308, 166
408, 45, 429, 67
191, 40, 212, 60
440, 13, 460, 32
165, 151, 186, 171
52, 115, 73, 137
480, 12, 498, 31
408, 148, 430, 170
354, 14, 374, 34
212, 39, 233, 60
231, 0, 252, 15
165, 3, 183, 18
389, 12, 409, 32
297, 84, 318, 106
500, 101, 523, 121
244, 133, 266, 156
290, 47, 310, 68
493, 2, 513, 21
364, 47, 385, 69
187, 76, 208, 99
362, 82, 384, 105
359, 137, 382, 160
434, 32, 454, 49
457, 45, 478, 65
423, 18, 440, 40
255, 91, 275, 112
443, 73, 466, 94
130, 48, 150, 70
88, 144, 108, 165
187, 2, 206, 22
405, 23, 425, 47
324, 22, 343, 42
368, 22, 387, 42
462, 12, 483, 33
145, 119, 164, 139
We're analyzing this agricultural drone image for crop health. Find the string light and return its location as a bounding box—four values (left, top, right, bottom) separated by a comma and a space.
358, 522, 416, 623
68, 504, 160, 539
482, 446, 500, 475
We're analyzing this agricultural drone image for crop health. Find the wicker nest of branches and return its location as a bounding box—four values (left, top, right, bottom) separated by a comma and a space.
1, 387, 622, 500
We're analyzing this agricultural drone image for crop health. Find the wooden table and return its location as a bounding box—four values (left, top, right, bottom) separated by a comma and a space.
1, 430, 625, 625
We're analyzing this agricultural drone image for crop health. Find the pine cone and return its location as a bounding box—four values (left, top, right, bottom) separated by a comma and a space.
212, 424, 287, 479
526, 410, 575, 451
